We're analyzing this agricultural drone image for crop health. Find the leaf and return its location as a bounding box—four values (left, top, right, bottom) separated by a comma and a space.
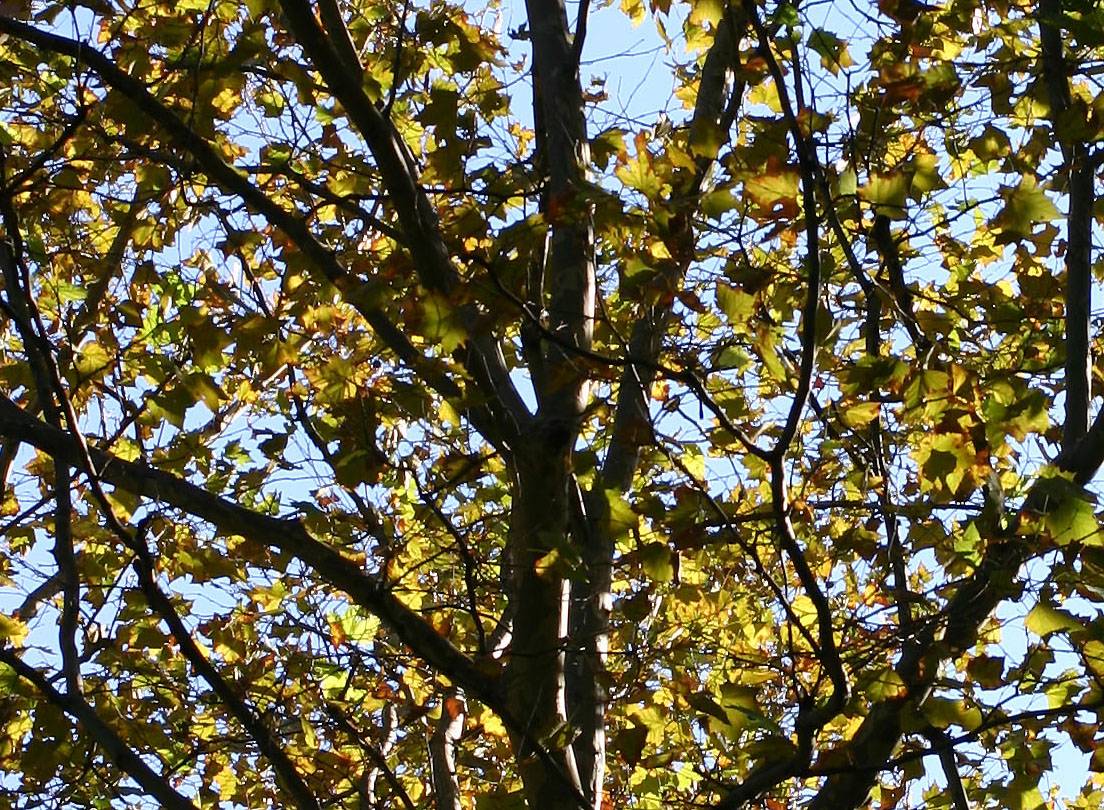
612, 725, 648, 765
603, 490, 638, 538
421, 294, 466, 352
686, 692, 730, 724
475, 792, 527, 810
966, 655, 1005, 689
771, 1, 798, 27
640, 543, 675, 583
968, 124, 1012, 161
182, 373, 225, 412
922, 697, 982, 731
994, 178, 1060, 241
300, 714, 319, 749
0, 615, 28, 647
914, 433, 977, 497
837, 167, 857, 196
74, 341, 111, 379
1092, 746, 1104, 773
744, 165, 801, 219
701, 189, 739, 218
807, 29, 853, 74
616, 139, 666, 198
1045, 493, 1102, 546
336, 609, 381, 643
534, 540, 582, 579
689, 118, 723, 158
908, 153, 946, 197
838, 401, 879, 428
688, 0, 724, 26
1025, 600, 1081, 637
859, 171, 909, 217
590, 128, 626, 169
716, 283, 755, 323
864, 667, 907, 701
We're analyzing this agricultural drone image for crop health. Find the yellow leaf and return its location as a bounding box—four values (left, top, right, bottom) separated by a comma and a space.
0, 614, 27, 647
839, 401, 880, 428
74, 342, 111, 380
1025, 600, 1081, 637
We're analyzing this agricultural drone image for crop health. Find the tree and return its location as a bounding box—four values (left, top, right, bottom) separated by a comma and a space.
1, 0, 1104, 806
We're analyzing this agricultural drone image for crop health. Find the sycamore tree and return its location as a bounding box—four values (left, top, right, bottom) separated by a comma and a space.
5, 0, 1104, 807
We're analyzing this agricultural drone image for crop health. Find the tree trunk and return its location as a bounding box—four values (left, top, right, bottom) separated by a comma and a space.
504, 450, 584, 808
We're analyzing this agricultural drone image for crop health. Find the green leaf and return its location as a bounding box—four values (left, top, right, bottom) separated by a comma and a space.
182, 373, 224, 412
838, 401, 879, 428
968, 124, 1012, 161
771, 1, 798, 27
1025, 600, 1081, 637
717, 283, 755, 322
603, 490, 639, 538
859, 171, 909, 217
0, 615, 28, 647
922, 697, 982, 731
688, 118, 723, 158
701, 189, 739, 218
612, 725, 648, 766
966, 655, 1005, 689
421, 294, 466, 353
476, 792, 527, 810
994, 178, 1060, 240
688, 0, 724, 26
640, 543, 675, 583
616, 148, 665, 198
1045, 493, 1102, 546
837, 167, 857, 196
74, 341, 112, 379
807, 29, 853, 74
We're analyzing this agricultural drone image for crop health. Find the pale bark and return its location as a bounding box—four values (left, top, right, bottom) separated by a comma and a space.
564, 17, 742, 806
503, 454, 585, 809
430, 689, 466, 810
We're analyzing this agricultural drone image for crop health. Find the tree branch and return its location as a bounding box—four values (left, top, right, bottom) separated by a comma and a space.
923, 727, 971, 810
726, 7, 847, 788
524, 0, 595, 421
0, 17, 523, 451
315, 0, 362, 74
0, 647, 201, 810
871, 214, 932, 357
429, 687, 465, 810
1039, 0, 1095, 450
745, 3, 822, 462
132, 539, 321, 809
0, 219, 83, 698
0, 392, 502, 711
803, 429, 1104, 808
566, 15, 746, 805
274, 0, 532, 437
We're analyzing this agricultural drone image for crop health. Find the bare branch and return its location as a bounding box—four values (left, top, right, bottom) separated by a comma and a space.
326, 702, 416, 810
745, 3, 822, 462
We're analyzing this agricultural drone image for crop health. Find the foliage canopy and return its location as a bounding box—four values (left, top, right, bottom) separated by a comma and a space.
1, 0, 1104, 808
